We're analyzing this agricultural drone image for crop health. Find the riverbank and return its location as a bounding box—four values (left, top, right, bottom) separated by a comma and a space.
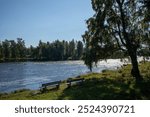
0, 59, 124, 93
0, 58, 82, 63
0, 61, 150, 100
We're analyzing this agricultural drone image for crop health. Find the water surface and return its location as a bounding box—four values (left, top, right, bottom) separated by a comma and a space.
0, 60, 123, 92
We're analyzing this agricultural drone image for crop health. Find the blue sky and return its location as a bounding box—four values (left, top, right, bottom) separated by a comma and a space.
0, 0, 94, 47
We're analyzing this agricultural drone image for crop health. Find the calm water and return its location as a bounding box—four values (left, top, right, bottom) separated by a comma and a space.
0, 60, 123, 93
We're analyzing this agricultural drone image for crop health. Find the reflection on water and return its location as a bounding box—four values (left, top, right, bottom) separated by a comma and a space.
0, 60, 123, 92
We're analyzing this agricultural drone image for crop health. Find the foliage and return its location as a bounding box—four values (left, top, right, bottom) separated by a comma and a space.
0, 39, 26, 61
82, 0, 150, 81
0, 39, 84, 62
0, 38, 128, 62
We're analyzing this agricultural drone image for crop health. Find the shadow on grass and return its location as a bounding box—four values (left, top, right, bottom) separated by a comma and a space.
58, 78, 150, 100
40, 87, 60, 94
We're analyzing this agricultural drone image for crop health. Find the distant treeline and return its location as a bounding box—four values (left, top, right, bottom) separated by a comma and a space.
1, 38, 146, 62
0, 38, 84, 62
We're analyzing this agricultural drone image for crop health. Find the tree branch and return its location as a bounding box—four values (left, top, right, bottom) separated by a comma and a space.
112, 29, 126, 51
116, 23, 127, 46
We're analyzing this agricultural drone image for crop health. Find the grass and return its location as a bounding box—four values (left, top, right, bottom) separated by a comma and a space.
0, 61, 150, 100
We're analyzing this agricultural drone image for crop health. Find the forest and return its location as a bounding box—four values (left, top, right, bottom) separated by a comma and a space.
0, 38, 84, 62
0, 37, 149, 63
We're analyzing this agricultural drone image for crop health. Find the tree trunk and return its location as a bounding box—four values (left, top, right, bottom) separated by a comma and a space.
128, 49, 143, 82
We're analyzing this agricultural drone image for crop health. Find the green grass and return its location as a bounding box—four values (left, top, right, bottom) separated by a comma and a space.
0, 62, 150, 100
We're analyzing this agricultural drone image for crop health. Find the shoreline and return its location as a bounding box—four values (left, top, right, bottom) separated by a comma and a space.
0, 58, 82, 63
0, 58, 149, 93
0, 59, 124, 93
0, 61, 150, 99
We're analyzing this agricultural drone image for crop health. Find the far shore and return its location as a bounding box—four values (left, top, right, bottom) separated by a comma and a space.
0, 58, 82, 63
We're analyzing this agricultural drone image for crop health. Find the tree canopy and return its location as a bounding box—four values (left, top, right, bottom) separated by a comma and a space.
0, 39, 84, 62
82, 0, 150, 81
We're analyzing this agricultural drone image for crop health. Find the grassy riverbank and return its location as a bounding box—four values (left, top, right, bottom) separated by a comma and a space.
0, 62, 150, 100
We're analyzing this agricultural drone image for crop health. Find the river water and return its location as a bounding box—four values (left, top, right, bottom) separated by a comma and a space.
0, 60, 124, 93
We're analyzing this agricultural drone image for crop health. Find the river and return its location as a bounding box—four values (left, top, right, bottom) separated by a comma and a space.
0, 60, 124, 93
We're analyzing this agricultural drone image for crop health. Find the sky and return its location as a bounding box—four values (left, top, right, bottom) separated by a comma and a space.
0, 0, 94, 47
